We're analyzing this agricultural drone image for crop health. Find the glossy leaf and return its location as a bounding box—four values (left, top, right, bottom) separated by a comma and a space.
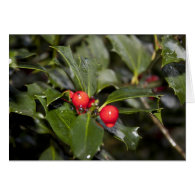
118, 107, 160, 114
153, 111, 163, 124
107, 35, 151, 76
45, 88, 62, 106
27, 82, 64, 107
70, 114, 104, 160
34, 118, 51, 134
114, 123, 141, 150
10, 49, 36, 60
35, 95, 48, 113
97, 69, 119, 92
41, 35, 58, 45
48, 67, 74, 90
161, 36, 186, 67
51, 46, 84, 90
46, 103, 76, 145
15, 64, 47, 72
162, 62, 185, 104
79, 57, 97, 97
101, 86, 160, 109
10, 87, 36, 117
52, 46, 97, 96
26, 82, 50, 97
76, 35, 110, 70
39, 146, 63, 160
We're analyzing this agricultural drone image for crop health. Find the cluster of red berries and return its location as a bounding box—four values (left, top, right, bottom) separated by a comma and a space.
63, 90, 119, 127
144, 75, 166, 100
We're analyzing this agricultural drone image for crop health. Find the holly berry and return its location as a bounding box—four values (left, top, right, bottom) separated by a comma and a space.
72, 91, 89, 109
64, 90, 74, 99
62, 90, 74, 103
87, 97, 96, 108
100, 105, 119, 128
69, 90, 74, 99
146, 75, 159, 83
153, 86, 166, 93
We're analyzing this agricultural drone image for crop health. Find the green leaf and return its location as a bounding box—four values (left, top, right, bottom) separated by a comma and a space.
107, 35, 151, 76
114, 123, 141, 150
45, 88, 62, 106
14, 64, 47, 72
153, 111, 163, 124
51, 46, 97, 96
161, 36, 186, 67
10, 87, 36, 117
48, 67, 74, 90
76, 35, 110, 70
34, 118, 51, 134
118, 107, 160, 114
35, 95, 48, 113
46, 103, 76, 145
39, 146, 63, 160
27, 82, 64, 107
41, 35, 58, 45
162, 62, 185, 104
51, 46, 85, 91
71, 114, 104, 160
10, 49, 36, 60
26, 82, 50, 97
80, 57, 97, 97
100, 86, 160, 109
97, 69, 119, 92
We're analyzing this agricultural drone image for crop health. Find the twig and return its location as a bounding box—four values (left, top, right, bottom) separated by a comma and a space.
140, 97, 186, 159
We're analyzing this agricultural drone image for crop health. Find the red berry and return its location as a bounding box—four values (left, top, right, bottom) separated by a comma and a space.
72, 91, 89, 109
87, 98, 96, 108
69, 90, 74, 99
146, 75, 159, 83
63, 90, 74, 99
148, 97, 155, 100
153, 86, 166, 93
100, 105, 119, 128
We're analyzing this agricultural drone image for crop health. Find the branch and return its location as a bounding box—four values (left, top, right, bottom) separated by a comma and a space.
140, 97, 186, 159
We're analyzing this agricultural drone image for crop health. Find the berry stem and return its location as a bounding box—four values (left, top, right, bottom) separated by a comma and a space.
140, 97, 186, 159
61, 98, 71, 104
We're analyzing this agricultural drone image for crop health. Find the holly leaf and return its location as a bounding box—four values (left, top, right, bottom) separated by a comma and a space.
46, 103, 76, 145
27, 82, 65, 107
34, 118, 51, 134
9, 86, 36, 117
12, 64, 47, 72
161, 36, 186, 67
118, 107, 161, 114
97, 69, 119, 92
101, 86, 160, 109
41, 35, 58, 45
26, 82, 50, 97
76, 35, 110, 70
107, 35, 151, 77
162, 62, 185, 104
70, 114, 104, 160
114, 123, 141, 150
48, 67, 74, 90
39, 146, 63, 160
45, 88, 62, 106
10, 49, 36, 60
51, 46, 97, 96
97, 117, 141, 150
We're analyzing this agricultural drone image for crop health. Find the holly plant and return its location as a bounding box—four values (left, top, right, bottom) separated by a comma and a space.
9, 35, 186, 160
